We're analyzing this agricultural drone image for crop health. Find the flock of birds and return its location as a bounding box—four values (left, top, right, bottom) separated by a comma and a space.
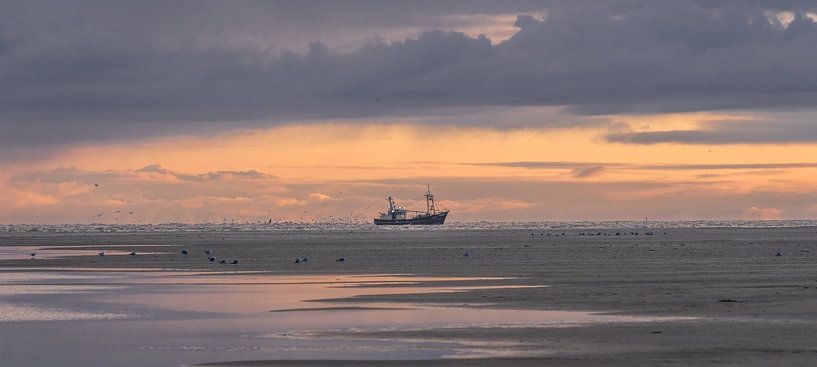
24, 228, 787, 261
534, 231, 663, 236
80, 248, 348, 265
25, 247, 358, 263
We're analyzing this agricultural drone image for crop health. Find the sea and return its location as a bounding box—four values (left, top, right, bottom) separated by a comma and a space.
2, 220, 817, 233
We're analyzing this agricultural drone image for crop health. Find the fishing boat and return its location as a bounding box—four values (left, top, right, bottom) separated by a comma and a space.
373, 186, 448, 225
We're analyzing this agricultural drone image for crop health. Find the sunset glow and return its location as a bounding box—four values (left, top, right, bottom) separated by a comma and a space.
4, 2, 817, 223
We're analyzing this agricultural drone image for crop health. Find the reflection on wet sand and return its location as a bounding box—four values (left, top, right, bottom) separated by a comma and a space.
0, 245, 169, 260
0, 268, 696, 367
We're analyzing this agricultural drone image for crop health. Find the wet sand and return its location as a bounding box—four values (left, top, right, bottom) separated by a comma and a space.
2, 227, 817, 366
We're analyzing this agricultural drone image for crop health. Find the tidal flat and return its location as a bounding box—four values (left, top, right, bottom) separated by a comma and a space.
1, 226, 816, 366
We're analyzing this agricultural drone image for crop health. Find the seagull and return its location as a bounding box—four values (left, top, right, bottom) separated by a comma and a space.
463, 252, 470, 257
94, 183, 100, 187
181, 250, 188, 255
30, 252, 36, 257
294, 258, 301, 264
208, 257, 215, 262
219, 259, 227, 264
204, 250, 211, 255
775, 251, 783, 257
336, 257, 345, 262
129, 252, 137, 256
302, 257, 309, 263
98, 251, 105, 256
230, 260, 239, 265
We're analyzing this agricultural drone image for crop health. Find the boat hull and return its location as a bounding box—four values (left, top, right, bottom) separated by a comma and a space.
373, 211, 448, 225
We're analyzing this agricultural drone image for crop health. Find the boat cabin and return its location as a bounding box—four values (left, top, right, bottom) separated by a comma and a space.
378, 196, 408, 220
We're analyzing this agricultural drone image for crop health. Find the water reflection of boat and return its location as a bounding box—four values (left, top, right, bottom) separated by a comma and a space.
374, 186, 448, 225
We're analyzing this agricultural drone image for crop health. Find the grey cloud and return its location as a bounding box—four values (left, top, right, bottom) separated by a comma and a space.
463, 161, 817, 171
640, 163, 817, 170
136, 164, 273, 181
14, 165, 274, 187
572, 166, 605, 178
200, 170, 272, 180
11, 167, 122, 184
465, 161, 611, 169
3, 1, 817, 147
607, 118, 817, 144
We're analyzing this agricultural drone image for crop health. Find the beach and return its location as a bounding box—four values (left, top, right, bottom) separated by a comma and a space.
1, 226, 816, 366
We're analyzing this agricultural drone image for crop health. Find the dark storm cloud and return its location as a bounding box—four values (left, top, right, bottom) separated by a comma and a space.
3, 0, 817, 147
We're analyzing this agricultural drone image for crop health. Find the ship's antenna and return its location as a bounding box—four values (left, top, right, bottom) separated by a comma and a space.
425, 184, 436, 215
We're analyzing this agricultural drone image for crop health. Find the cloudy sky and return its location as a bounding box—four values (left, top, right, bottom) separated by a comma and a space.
4, 0, 817, 223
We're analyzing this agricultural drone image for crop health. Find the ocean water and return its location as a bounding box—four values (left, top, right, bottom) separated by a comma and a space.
1, 220, 817, 233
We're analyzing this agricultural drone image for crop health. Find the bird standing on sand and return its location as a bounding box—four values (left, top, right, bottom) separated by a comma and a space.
208, 257, 215, 262
129, 252, 137, 256
181, 249, 188, 255
463, 252, 470, 257
336, 257, 345, 262
219, 259, 227, 264
98, 251, 105, 256
230, 260, 239, 264
775, 250, 783, 257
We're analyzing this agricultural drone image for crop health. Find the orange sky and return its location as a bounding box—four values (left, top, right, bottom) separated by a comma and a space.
4, 110, 817, 223
4, 3, 817, 224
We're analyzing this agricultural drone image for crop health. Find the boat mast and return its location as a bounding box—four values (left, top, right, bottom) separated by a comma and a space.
425, 185, 437, 215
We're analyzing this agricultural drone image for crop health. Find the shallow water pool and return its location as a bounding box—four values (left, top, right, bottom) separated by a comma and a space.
0, 269, 691, 366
